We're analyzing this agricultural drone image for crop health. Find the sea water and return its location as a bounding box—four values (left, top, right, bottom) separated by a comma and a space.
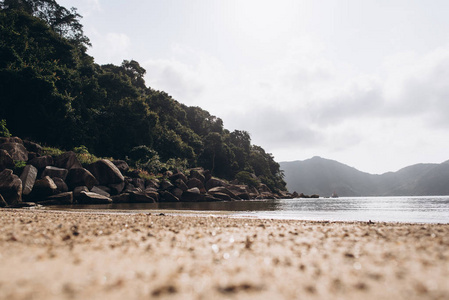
50, 196, 449, 224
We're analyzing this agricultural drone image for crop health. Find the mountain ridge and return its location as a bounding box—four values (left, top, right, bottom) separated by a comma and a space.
280, 157, 449, 197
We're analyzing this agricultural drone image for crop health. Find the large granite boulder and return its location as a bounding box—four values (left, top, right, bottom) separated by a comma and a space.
205, 178, 225, 191
160, 180, 174, 190
112, 160, 129, 174
145, 179, 160, 189
0, 149, 14, 171
189, 169, 206, 183
0, 142, 28, 161
53, 177, 69, 193
0, 169, 22, 205
91, 186, 110, 198
23, 140, 43, 156
181, 188, 205, 202
226, 185, 250, 200
174, 179, 188, 191
208, 186, 240, 200
144, 189, 159, 202
77, 191, 112, 204
169, 172, 187, 184
210, 192, 232, 201
159, 191, 179, 202
87, 159, 124, 185
29, 155, 54, 171
40, 192, 73, 205
20, 165, 38, 196
109, 181, 125, 195
111, 193, 131, 203
54, 151, 82, 170
42, 166, 68, 180
186, 178, 206, 193
31, 176, 57, 199
66, 168, 98, 190
129, 191, 156, 203
131, 178, 145, 191
0, 137, 23, 144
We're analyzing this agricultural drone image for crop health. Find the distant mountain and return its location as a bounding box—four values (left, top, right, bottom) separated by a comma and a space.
280, 157, 449, 197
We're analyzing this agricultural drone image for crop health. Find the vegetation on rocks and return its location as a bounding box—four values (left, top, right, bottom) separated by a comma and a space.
0, 0, 286, 192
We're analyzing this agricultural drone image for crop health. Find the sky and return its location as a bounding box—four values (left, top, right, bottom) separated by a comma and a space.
59, 0, 449, 174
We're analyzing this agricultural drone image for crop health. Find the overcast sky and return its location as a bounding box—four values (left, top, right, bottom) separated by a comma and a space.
59, 0, 449, 174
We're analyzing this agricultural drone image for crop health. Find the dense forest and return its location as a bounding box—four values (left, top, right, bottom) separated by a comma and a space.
0, 0, 286, 192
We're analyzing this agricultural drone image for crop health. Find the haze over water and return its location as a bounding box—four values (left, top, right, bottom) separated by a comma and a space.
52, 196, 449, 224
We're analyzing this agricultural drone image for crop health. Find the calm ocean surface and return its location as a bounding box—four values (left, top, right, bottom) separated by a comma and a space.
51, 196, 449, 224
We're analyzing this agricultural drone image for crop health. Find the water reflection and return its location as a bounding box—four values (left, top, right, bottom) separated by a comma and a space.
47, 196, 449, 224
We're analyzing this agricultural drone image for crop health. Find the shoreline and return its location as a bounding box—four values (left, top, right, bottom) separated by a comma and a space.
1, 209, 448, 299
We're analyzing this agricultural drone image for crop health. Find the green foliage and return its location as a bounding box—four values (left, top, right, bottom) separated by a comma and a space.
0, 119, 11, 137
42, 146, 64, 157
0, 1, 287, 192
235, 171, 259, 188
13, 160, 26, 175
73, 145, 99, 165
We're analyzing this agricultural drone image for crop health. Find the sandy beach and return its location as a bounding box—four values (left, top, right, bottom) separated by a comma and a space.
0, 209, 448, 300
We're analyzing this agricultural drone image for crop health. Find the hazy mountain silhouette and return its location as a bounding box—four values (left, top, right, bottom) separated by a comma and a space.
280, 157, 449, 197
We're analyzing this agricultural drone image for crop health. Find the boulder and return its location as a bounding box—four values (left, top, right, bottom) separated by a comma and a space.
144, 189, 159, 202
181, 188, 205, 202
111, 193, 131, 203
109, 181, 125, 195
91, 186, 110, 198
77, 191, 112, 204
112, 160, 129, 174
174, 179, 188, 191
131, 178, 145, 191
208, 186, 240, 200
0, 137, 23, 144
169, 172, 187, 183
54, 151, 82, 170
0, 149, 14, 171
42, 166, 68, 180
189, 169, 205, 183
258, 184, 271, 193
210, 192, 232, 201
129, 191, 156, 203
160, 180, 174, 190
40, 192, 73, 205
31, 176, 57, 199
27, 152, 38, 161
29, 155, 54, 171
20, 165, 38, 196
205, 178, 225, 191
23, 140, 43, 155
257, 192, 276, 200
226, 185, 250, 200
159, 191, 179, 202
186, 178, 206, 193
203, 170, 212, 182
170, 187, 184, 199
0, 169, 22, 205
66, 168, 98, 190
145, 179, 160, 189
0, 142, 28, 161
53, 177, 69, 193
73, 186, 89, 200
0, 194, 7, 207
87, 159, 124, 185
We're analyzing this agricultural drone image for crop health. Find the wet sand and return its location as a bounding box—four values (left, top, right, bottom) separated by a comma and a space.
0, 209, 448, 300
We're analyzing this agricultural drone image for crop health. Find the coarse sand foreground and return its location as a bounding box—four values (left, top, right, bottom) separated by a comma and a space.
0, 209, 448, 300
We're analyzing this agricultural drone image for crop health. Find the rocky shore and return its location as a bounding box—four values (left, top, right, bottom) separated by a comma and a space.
0, 209, 448, 299
0, 137, 293, 208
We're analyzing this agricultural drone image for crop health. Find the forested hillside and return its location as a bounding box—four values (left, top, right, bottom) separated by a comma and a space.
0, 0, 286, 192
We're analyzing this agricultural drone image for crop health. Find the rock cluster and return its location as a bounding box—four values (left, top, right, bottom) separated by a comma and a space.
0, 137, 295, 207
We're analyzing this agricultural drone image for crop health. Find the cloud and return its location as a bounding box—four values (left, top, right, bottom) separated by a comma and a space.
86, 32, 130, 65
